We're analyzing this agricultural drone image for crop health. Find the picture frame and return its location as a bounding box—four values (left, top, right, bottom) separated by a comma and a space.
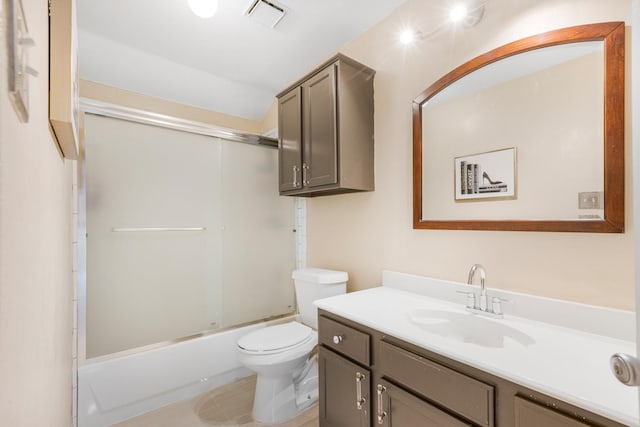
49, 0, 79, 159
6, 0, 34, 122
454, 148, 517, 202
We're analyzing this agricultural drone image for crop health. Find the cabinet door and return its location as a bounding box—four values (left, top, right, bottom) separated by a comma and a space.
377, 380, 473, 427
302, 64, 338, 188
278, 87, 302, 193
319, 346, 370, 427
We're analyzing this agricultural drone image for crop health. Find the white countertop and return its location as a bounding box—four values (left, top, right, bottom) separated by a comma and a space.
314, 274, 638, 426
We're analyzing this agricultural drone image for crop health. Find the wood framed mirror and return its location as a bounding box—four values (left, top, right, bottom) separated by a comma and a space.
413, 22, 625, 232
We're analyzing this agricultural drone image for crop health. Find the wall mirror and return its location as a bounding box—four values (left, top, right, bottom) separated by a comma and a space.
413, 22, 625, 232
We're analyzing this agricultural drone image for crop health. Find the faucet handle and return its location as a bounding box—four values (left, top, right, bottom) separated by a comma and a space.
456, 290, 476, 309
491, 296, 508, 315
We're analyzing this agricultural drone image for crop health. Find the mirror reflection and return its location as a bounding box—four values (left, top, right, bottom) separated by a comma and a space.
422, 42, 604, 221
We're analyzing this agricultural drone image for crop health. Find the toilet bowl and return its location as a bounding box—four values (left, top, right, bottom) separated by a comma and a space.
236, 268, 348, 425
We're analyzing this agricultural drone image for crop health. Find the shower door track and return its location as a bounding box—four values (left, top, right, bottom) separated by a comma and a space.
79, 98, 278, 148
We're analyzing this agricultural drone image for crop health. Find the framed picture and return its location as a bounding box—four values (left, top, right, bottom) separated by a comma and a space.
454, 148, 517, 201
49, 0, 79, 159
6, 0, 34, 122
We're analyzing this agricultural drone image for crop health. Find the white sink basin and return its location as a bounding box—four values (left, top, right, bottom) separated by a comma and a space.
408, 309, 535, 348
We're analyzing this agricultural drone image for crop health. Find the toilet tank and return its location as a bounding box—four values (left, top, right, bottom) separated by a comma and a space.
293, 268, 348, 329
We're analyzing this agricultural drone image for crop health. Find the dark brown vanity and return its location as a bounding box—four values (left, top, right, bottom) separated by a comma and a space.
318, 310, 625, 427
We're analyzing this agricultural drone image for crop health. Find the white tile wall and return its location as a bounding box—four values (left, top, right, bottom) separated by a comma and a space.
71, 160, 79, 427
294, 197, 307, 270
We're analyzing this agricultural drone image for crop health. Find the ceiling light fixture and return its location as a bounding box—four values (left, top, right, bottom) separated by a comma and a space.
449, 4, 468, 23
399, 28, 423, 45
449, 1, 485, 27
188, 0, 218, 19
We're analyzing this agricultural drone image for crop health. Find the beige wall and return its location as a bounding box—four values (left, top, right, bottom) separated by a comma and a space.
259, 99, 278, 136
307, 0, 635, 309
80, 80, 264, 134
0, 1, 73, 426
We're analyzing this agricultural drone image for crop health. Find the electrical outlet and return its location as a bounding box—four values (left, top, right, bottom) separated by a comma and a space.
578, 191, 603, 209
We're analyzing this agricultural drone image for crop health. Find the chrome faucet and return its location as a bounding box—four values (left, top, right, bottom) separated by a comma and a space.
462, 263, 507, 317
467, 264, 487, 311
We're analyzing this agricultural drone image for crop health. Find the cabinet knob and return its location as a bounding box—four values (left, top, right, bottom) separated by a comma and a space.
332, 335, 343, 344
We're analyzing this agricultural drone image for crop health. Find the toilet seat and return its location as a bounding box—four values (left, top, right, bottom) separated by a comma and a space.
238, 322, 314, 355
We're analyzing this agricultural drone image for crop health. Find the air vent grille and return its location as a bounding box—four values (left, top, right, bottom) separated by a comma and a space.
245, 0, 286, 28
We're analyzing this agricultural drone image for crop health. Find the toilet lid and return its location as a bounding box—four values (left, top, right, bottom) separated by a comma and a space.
238, 322, 313, 353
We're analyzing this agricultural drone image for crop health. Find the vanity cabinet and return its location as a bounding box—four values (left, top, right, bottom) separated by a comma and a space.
277, 54, 374, 197
318, 315, 372, 427
318, 311, 625, 427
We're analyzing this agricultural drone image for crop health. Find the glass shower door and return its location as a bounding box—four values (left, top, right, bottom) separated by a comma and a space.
84, 114, 295, 358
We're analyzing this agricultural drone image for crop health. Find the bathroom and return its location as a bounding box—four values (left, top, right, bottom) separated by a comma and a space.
1, 0, 639, 426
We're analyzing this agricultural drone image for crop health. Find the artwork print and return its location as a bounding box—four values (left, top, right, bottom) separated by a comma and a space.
454, 148, 516, 201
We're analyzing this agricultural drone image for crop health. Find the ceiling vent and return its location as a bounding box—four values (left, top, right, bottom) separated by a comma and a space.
245, 0, 286, 28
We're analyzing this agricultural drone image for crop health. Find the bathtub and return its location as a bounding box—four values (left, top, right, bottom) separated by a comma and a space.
78, 318, 294, 426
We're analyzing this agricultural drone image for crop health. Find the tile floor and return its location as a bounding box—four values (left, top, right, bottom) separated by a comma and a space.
113, 375, 319, 427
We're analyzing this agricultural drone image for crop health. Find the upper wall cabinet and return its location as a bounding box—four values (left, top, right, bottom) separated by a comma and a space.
277, 54, 375, 197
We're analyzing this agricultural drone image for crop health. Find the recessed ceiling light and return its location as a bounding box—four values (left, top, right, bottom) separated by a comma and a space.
449, 1, 485, 27
449, 4, 468, 23
399, 28, 423, 45
188, 0, 218, 19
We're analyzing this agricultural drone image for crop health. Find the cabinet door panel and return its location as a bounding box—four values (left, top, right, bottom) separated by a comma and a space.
278, 87, 302, 192
303, 64, 338, 188
319, 346, 370, 427
378, 380, 472, 427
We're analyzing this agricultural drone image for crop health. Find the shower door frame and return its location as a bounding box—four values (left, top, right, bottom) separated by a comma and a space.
76, 99, 305, 364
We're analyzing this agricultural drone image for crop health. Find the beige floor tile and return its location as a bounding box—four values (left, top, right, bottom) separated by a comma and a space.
112, 375, 319, 427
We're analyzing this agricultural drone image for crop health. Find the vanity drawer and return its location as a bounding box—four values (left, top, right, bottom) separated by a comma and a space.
514, 396, 596, 427
380, 340, 494, 427
318, 315, 370, 366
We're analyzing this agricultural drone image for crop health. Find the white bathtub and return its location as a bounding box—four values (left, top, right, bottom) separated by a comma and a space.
78, 319, 292, 426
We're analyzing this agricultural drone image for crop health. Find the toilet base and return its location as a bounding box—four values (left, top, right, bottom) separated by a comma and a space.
252, 359, 318, 424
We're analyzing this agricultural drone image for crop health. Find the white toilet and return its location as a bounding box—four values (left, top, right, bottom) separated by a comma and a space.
237, 268, 348, 424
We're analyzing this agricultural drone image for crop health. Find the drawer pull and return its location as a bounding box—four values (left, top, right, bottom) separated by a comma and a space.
377, 384, 387, 424
333, 335, 344, 344
356, 372, 366, 410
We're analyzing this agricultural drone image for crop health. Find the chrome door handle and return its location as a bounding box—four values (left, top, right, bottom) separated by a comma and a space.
292, 165, 299, 187
611, 353, 640, 386
355, 372, 366, 410
332, 335, 343, 344
302, 163, 309, 185
376, 384, 387, 424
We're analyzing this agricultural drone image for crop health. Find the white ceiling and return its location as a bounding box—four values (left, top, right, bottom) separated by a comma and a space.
77, 0, 408, 121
